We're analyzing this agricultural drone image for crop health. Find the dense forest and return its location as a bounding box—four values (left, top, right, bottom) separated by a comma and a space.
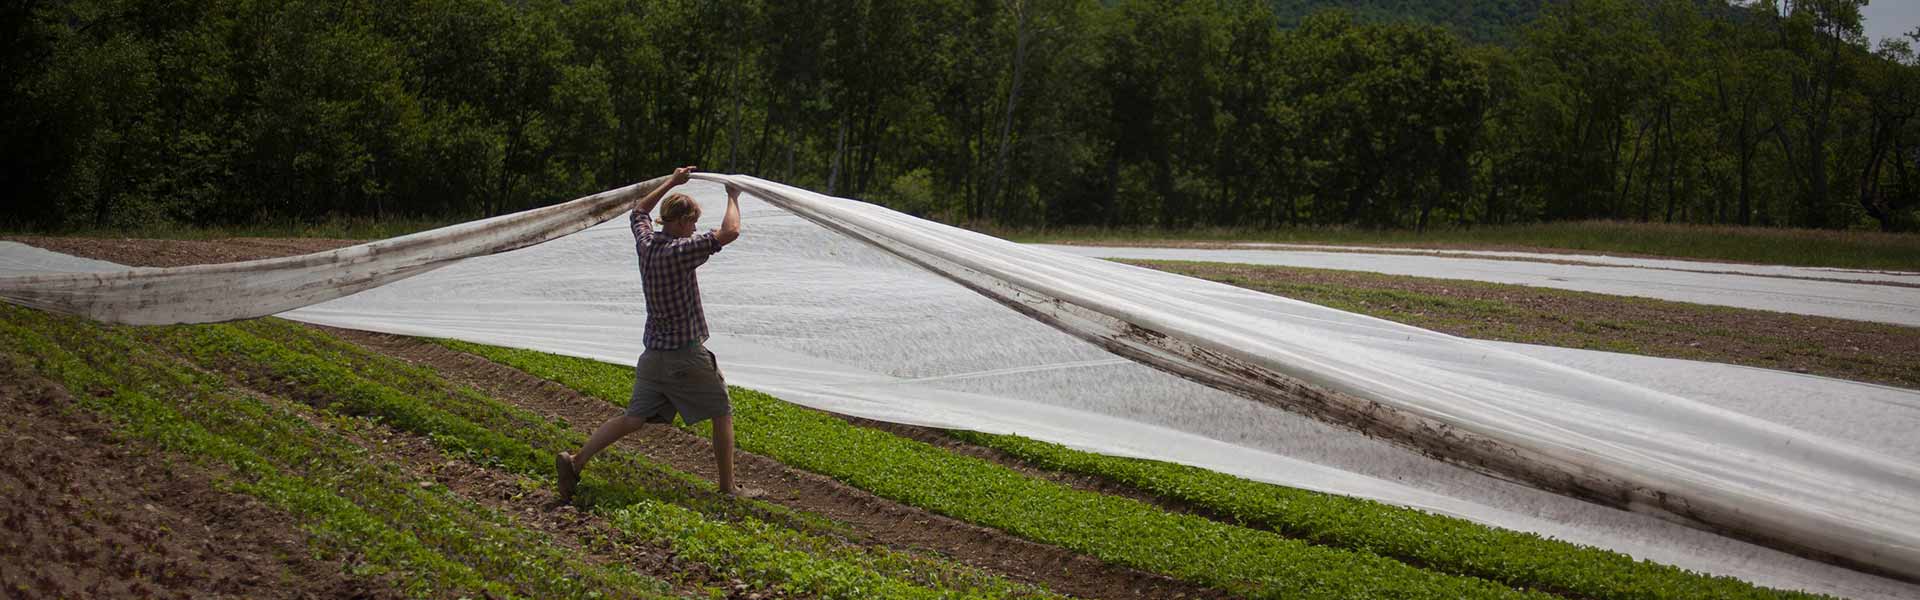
1270, 0, 1554, 42
3, 0, 1917, 233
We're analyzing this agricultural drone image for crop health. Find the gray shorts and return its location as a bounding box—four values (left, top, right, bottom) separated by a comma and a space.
627, 343, 732, 426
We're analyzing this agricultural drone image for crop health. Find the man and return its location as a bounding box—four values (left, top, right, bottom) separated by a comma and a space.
556, 166, 764, 502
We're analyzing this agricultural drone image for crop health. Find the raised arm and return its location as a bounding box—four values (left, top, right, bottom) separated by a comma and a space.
634, 165, 698, 218
714, 183, 743, 246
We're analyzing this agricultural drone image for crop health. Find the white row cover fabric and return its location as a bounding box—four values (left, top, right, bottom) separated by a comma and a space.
1043, 244, 1920, 326
711, 175, 1920, 581
2, 175, 1918, 597
0, 177, 664, 325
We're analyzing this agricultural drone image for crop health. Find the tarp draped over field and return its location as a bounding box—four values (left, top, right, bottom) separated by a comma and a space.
0, 176, 667, 325
3, 176, 1918, 596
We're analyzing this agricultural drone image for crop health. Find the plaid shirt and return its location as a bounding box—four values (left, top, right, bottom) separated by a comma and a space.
632, 209, 722, 350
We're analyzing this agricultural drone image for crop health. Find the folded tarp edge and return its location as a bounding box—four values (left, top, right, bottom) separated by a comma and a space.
0, 176, 667, 325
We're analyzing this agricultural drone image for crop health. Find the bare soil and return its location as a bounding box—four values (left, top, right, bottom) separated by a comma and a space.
0, 355, 400, 600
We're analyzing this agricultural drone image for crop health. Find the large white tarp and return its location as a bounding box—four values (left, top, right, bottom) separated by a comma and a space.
0, 177, 664, 325
3, 176, 1918, 598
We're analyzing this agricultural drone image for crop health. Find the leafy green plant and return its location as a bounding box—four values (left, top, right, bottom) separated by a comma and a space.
443, 338, 1572, 599
945, 431, 1826, 600
610, 501, 1043, 600
148, 315, 1056, 599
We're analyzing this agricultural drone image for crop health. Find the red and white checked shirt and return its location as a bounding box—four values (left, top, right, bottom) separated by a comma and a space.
632, 209, 722, 350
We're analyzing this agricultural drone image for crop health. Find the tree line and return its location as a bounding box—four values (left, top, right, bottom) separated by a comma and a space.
3, 0, 1917, 233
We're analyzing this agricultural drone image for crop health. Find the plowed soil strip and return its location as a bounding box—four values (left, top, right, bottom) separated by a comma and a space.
0, 354, 401, 600
329, 326, 1225, 600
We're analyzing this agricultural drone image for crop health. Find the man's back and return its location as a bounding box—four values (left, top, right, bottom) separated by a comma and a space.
633, 210, 721, 350
558, 167, 761, 506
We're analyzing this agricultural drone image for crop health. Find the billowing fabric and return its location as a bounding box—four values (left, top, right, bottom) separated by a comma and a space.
702, 174, 1920, 583
632, 210, 723, 350
0, 176, 666, 325
2, 174, 1917, 596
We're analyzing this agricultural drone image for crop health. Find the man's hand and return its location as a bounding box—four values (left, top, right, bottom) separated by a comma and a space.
670, 165, 697, 187
716, 182, 743, 246
636, 165, 699, 217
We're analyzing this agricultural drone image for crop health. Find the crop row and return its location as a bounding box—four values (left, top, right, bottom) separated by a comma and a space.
443, 339, 1556, 599
166, 316, 1059, 599
944, 430, 1822, 600
0, 306, 677, 599
1, 307, 1056, 599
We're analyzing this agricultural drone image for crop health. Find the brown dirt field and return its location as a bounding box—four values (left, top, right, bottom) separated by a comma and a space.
0, 355, 399, 600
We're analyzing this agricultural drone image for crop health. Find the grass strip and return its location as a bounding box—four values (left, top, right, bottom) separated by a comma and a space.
153, 317, 1057, 600
944, 431, 1822, 600
442, 339, 1560, 599
0, 306, 677, 599
609, 500, 1039, 600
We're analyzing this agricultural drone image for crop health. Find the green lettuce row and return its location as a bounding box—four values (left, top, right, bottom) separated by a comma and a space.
153, 318, 1060, 599
610, 501, 1036, 600
946, 430, 1824, 600
441, 338, 1552, 599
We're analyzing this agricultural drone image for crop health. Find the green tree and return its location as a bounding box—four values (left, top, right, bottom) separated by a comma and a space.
1767, 0, 1868, 227
1850, 31, 1920, 231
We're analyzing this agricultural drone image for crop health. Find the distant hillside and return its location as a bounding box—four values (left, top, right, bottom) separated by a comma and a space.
1270, 0, 1558, 43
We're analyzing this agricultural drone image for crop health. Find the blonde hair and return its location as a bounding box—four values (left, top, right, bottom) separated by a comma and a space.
660, 193, 701, 224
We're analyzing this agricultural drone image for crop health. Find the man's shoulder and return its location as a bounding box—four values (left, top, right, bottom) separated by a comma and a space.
660, 233, 719, 253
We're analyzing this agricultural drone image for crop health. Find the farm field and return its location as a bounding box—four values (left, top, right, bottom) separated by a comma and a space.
11, 0, 1920, 596
1, 236, 1885, 599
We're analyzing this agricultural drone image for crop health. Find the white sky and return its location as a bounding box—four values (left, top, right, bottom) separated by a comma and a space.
1863, 1, 1920, 47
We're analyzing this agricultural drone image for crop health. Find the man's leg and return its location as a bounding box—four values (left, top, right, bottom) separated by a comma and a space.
712, 414, 737, 493
570, 414, 651, 471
